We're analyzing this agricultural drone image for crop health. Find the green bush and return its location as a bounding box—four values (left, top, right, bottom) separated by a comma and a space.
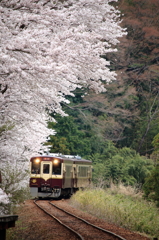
143, 165, 159, 207
91, 147, 154, 187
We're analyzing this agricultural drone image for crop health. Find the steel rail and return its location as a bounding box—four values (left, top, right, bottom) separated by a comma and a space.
49, 201, 127, 240
34, 200, 84, 240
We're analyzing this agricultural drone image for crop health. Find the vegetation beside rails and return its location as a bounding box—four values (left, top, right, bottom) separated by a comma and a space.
70, 185, 159, 239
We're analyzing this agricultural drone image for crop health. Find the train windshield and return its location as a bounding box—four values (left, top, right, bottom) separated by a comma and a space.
52, 159, 61, 175
31, 158, 40, 174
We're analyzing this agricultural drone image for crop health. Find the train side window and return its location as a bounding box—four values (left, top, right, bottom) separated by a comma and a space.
65, 165, 72, 177
43, 164, 50, 174
79, 166, 88, 177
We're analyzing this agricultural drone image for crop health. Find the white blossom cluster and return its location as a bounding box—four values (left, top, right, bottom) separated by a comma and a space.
0, 0, 126, 204
0, 188, 9, 205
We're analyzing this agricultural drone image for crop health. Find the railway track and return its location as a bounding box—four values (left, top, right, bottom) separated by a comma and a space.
34, 199, 127, 240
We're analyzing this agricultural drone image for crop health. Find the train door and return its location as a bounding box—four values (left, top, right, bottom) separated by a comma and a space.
41, 161, 52, 182
88, 166, 92, 184
73, 164, 78, 188
62, 163, 73, 188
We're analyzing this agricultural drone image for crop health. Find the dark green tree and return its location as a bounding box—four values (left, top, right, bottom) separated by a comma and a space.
143, 165, 159, 207
47, 115, 92, 157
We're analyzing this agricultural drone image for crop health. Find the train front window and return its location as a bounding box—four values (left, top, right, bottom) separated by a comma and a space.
52, 159, 61, 175
31, 159, 40, 174
43, 164, 50, 174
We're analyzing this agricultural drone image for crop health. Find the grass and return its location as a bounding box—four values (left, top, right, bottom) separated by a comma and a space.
70, 184, 159, 239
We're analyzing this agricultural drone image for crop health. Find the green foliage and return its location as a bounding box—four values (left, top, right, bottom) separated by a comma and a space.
143, 165, 159, 207
126, 156, 153, 185
45, 135, 70, 154
92, 163, 106, 186
47, 98, 154, 187
47, 115, 92, 157
152, 133, 159, 152
104, 156, 123, 184
128, 63, 145, 69
120, 94, 159, 154
92, 147, 154, 187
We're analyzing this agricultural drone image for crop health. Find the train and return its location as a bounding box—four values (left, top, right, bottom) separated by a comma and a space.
29, 154, 92, 199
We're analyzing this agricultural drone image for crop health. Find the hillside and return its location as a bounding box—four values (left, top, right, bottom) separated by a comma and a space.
73, 0, 159, 156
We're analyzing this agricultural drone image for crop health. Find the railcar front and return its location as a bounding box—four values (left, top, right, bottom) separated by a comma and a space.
29, 156, 63, 198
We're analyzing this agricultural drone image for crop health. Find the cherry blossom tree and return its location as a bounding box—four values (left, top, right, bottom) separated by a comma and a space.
0, 0, 126, 205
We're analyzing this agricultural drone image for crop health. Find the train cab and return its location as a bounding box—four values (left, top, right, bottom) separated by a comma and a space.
30, 156, 63, 198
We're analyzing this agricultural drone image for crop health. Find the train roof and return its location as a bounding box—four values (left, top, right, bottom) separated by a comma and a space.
30, 154, 92, 163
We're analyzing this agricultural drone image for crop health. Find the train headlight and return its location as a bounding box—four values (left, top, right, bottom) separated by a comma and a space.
31, 179, 37, 183
35, 158, 40, 163
53, 159, 59, 164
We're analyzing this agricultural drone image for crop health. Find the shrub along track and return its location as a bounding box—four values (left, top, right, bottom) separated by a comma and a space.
34, 200, 150, 240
